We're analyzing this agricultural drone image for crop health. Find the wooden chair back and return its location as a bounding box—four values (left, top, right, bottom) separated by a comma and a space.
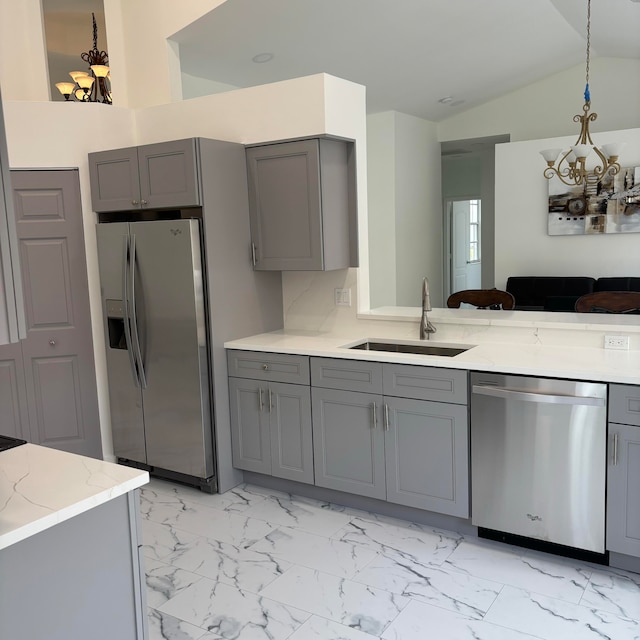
575, 291, 640, 313
446, 289, 515, 310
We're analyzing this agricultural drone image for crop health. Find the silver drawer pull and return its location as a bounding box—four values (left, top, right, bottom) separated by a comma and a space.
613, 432, 619, 466
263, 364, 269, 371
49, 339, 56, 346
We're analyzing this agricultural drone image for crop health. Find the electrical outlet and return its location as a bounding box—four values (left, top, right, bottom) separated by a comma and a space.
604, 335, 630, 350
334, 288, 351, 307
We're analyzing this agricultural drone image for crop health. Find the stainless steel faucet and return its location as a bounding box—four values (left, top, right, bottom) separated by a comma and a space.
420, 277, 437, 340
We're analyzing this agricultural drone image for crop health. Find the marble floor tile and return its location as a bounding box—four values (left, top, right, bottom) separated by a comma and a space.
148, 607, 221, 640
352, 554, 502, 619
484, 585, 640, 640
142, 496, 277, 548
144, 479, 270, 514
241, 492, 355, 537
380, 600, 544, 640
170, 536, 292, 593
158, 578, 310, 640
333, 516, 461, 567
580, 567, 640, 620
287, 615, 381, 640
145, 557, 204, 608
248, 526, 377, 578
444, 538, 592, 603
259, 565, 409, 636
142, 519, 202, 565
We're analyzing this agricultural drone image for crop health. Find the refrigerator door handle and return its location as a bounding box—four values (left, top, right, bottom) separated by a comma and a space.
129, 234, 148, 389
122, 234, 140, 388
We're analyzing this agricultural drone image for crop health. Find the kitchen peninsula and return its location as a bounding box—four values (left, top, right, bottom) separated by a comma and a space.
225, 308, 640, 574
0, 444, 149, 640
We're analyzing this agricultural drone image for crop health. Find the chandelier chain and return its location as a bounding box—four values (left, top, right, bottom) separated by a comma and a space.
585, 0, 591, 96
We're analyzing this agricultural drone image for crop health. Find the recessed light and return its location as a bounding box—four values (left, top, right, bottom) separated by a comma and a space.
252, 53, 274, 63
438, 96, 454, 104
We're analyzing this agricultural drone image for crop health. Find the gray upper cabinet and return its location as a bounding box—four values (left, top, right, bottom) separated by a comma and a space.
88, 139, 201, 212
246, 138, 357, 271
607, 384, 640, 558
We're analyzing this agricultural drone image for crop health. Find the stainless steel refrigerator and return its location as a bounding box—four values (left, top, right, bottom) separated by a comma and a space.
96, 218, 215, 491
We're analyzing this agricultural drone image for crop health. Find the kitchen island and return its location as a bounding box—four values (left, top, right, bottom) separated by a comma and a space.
0, 444, 149, 640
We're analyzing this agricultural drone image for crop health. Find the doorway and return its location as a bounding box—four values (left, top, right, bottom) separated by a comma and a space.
445, 197, 482, 300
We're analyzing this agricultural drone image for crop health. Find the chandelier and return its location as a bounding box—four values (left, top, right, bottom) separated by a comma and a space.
55, 13, 112, 104
540, 0, 622, 189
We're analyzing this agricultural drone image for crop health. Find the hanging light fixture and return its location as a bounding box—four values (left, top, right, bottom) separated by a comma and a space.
55, 13, 112, 104
540, 0, 623, 189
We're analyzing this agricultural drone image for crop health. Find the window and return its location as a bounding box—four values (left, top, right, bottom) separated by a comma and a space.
469, 199, 481, 263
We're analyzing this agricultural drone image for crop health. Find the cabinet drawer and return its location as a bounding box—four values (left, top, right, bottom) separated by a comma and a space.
227, 350, 310, 384
609, 384, 640, 427
383, 364, 468, 404
311, 357, 383, 393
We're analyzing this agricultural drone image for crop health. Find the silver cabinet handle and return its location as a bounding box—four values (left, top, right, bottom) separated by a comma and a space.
371, 402, 377, 429
263, 363, 269, 371
141, 199, 148, 206
251, 243, 257, 267
613, 432, 619, 466
268, 388, 273, 412
384, 403, 390, 431
49, 339, 56, 346
258, 388, 263, 411
131, 200, 139, 206
472, 384, 605, 407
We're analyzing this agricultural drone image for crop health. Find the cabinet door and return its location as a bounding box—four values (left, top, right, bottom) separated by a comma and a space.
607, 423, 640, 557
229, 377, 270, 474
384, 397, 469, 517
247, 140, 323, 271
88, 147, 141, 212
137, 139, 201, 209
269, 381, 313, 484
312, 387, 385, 499
0, 341, 30, 439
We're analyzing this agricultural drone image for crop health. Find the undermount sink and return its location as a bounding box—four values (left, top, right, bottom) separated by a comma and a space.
348, 340, 470, 357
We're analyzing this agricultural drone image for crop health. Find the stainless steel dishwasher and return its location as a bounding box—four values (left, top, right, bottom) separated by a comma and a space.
470, 372, 607, 554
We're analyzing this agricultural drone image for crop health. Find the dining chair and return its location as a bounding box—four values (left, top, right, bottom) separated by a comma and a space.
446, 288, 516, 310
575, 291, 640, 313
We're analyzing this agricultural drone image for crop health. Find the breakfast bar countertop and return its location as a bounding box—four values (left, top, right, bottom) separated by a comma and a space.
0, 444, 148, 550
224, 325, 640, 386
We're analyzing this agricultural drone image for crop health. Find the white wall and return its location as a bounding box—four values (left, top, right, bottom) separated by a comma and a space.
494, 127, 640, 289
438, 58, 640, 143
366, 111, 442, 309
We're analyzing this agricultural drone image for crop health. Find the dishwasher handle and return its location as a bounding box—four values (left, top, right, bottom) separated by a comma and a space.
472, 384, 606, 407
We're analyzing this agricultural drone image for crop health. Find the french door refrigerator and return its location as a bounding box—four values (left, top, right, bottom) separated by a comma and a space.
96, 218, 216, 491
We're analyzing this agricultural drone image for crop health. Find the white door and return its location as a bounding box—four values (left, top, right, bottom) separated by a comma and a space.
448, 199, 481, 298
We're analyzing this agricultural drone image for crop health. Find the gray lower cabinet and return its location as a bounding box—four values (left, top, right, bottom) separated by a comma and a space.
310, 357, 469, 517
228, 351, 313, 484
88, 138, 201, 212
607, 384, 640, 557
312, 387, 386, 499
246, 138, 357, 271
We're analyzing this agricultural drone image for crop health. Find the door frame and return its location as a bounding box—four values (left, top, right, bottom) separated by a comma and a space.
443, 195, 482, 301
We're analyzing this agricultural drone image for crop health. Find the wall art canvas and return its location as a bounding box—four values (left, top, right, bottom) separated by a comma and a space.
548, 165, 640, 236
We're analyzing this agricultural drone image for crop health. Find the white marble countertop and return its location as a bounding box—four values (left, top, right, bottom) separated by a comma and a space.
0, 444, 148, 551
225, 327, 640, 385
